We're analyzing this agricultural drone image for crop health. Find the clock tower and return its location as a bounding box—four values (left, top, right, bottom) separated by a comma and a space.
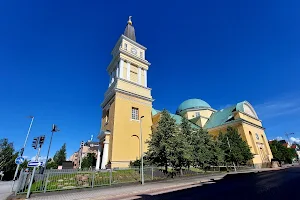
97, 17, 153, 169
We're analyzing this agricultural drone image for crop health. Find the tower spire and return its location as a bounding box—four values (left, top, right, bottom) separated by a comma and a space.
124, 16, 136, 41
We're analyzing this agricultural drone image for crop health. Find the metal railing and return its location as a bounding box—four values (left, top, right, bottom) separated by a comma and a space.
14, 165, 254, 195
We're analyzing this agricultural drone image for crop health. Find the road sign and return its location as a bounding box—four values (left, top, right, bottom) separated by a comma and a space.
15, 157, 25, 165
28, 161, 44, 167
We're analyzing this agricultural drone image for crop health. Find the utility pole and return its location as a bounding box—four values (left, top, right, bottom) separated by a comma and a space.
285, 132, 294, 146
226, 136, 237, 172
140, 116, 144, 185
26, 135, 45, 199
79, 141, 84, 169
44, 124, 59, 171
12, 116, 34, 191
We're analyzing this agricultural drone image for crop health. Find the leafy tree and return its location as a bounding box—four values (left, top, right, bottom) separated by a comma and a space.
270, 140, 297, 164
146, 110, 177, 172
20, 159, 29, 170
0, 138, 18, 180
190, 128, 215, 169
169, 126, 191, 175
180, 117, 193, 169
53, 143, 67, 166
219, 127, 253, 166
81, 153, 97, 169
46, 158, 58, 169
210, 138, 225, 166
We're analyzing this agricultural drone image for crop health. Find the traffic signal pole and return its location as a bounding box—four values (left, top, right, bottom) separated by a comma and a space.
26, 144, 41, 199
12, 116, 34, 192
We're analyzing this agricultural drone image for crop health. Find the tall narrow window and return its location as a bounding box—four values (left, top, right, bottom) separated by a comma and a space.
106, 109, 110, 123
125, 43, 127, 50
140, 52, 143, 58
195, 112, 200, 117
132, 107, 139, 120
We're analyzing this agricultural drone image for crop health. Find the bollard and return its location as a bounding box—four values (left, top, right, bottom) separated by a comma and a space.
109, 169, 112, 186
92, 172, 95, 188
151, 167, 154, 180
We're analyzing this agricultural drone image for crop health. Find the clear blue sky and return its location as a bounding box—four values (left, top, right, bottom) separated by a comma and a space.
1, 0, 300, 160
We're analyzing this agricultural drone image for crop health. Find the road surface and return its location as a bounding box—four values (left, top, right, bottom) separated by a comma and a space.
136, 166, 300, 200
0, 181, 13, 200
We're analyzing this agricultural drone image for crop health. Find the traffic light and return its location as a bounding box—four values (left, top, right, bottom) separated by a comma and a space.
39, 135, 45, 146
32, 137, 39, 149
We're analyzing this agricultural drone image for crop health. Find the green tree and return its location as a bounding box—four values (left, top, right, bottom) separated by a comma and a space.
146, 110, 177, 172
46, 158, 58, 169
0, 138, 18, 180
270, 140, 297, 164
53, 143, 67, 166
20, 159, 29, 170
210, 138, 225, 166
179, 117, 193, 169
190, 128, 215, 169
219, 127, 253, 166
81, 153, 97, 169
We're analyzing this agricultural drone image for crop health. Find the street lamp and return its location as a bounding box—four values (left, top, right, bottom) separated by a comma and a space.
140, 116, 144, 185
44, 124, 59, 171
285, 133, 295, 146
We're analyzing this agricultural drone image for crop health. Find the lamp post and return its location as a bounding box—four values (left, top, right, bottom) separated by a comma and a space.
140, 116, 144, 185
44, 124, 59, 171
12, 116, 34, 191
285, 132, 294, 146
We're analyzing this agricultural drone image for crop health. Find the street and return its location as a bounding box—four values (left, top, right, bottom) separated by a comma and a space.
136, 166, 300, 200
0, 181, 13, 200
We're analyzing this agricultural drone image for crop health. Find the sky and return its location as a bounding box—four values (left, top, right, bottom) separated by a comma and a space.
0, 0, 300, 160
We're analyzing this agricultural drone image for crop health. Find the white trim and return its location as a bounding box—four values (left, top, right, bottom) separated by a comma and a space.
121, 35, 147, 50
242, 101, 259, 119
127, 62, 131, 80
119, 59, 124, 78
144, 70, 147, 87
138, 67, 141, 84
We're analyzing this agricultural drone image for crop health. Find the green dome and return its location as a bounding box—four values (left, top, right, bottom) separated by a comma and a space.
176, 99, 211, 114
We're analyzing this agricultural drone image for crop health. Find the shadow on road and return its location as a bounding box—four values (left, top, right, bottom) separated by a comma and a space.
135, 167, 300, 200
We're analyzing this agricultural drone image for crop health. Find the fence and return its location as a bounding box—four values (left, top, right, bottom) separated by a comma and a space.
14, 165, 254, 195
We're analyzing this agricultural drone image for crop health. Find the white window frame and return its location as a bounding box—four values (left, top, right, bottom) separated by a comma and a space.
132, 107, 139, 120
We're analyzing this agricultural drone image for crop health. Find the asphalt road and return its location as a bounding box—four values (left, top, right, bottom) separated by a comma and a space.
137, 166, 300, 200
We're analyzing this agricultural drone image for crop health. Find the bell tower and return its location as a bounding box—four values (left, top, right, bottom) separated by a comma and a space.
97, 17, 153, 169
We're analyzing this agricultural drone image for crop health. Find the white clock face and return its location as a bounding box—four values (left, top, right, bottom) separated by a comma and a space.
131, 48, 137, 55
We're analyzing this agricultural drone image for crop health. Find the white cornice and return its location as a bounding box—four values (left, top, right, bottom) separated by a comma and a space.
206, 119, 265, 132
119, 49, 151, 66
121, 35, 147, 50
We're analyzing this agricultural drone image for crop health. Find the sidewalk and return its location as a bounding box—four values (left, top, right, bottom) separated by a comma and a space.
11, 166, 293, 200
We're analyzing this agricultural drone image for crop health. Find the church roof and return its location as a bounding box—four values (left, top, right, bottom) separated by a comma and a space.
124, 16, 136, 41
204, 101, 254, 129
176, 98, 211, 114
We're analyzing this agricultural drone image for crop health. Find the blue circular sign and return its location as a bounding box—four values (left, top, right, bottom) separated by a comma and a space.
15, 157, 25, 165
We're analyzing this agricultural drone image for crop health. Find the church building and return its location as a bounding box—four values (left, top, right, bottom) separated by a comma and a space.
96, 17, 273, 169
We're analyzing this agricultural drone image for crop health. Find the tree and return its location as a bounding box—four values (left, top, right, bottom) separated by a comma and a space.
146, 110, 177, 172
190, 128, 215, 169
270, 140, 297, 164
53, 143, 67, 166
180, 117, 193, 169
46, 158, 58, 169
219, 127, 253, 166
20, 159, 29, 170
0, 138, 18, 180
81, 153, 97, 169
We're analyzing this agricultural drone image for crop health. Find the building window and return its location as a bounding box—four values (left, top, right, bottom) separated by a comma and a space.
132, 107, 139, 120
125, 43, 127, 50
255, 133, 259, 140
140, 52, 143, 58
106, 109, 110, 123
195, 112, 200, 117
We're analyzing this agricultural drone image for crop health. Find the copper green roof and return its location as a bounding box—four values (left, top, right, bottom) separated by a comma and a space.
176, 99, 211, 114
204, 101, 247, 129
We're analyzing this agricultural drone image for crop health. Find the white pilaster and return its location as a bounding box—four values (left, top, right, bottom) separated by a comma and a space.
119, 59, 124, 78
144, 70, 147, 87
101, 141, 109, 169
127, 62, 131, 81
95, 145, 101, 170
138, 67, 141, 84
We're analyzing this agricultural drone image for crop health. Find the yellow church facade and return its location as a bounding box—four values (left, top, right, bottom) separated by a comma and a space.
96, 17, 273, 169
